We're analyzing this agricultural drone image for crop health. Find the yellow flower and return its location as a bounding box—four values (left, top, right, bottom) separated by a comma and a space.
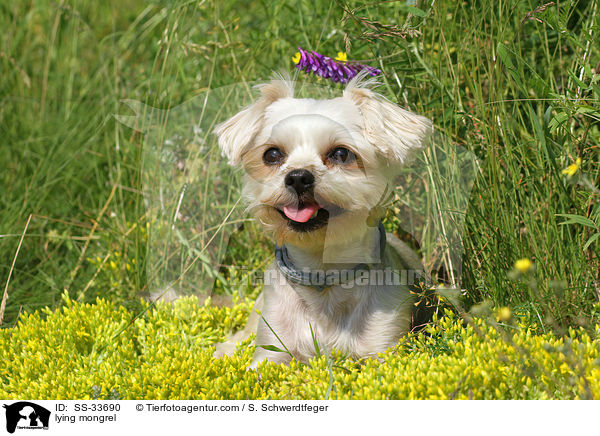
514, 258, 533, 274
292, 52, 301, 64
496, 307, 512, 322
561, 157, 581, 178
335, 51, 347, 62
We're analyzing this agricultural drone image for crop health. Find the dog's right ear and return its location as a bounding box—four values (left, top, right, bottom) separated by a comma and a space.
343, 72, 432, 166
214, 77, 294, 166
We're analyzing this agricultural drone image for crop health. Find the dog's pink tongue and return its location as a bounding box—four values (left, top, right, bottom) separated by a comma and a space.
283, 204, 319, 223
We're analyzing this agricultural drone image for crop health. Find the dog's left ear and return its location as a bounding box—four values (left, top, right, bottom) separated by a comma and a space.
343, 76, 432, 165
214, 76, 294, 166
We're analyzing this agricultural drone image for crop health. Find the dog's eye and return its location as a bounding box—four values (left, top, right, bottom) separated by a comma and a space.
327, 147, 356, 165
263, 147, 285, 165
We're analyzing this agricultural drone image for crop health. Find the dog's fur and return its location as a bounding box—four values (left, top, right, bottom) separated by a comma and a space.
214, 73, 432, 366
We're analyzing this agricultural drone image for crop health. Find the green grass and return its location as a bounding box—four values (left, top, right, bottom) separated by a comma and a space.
1, 0, 599, 335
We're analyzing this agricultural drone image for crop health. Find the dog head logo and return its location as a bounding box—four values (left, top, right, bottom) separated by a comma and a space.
116, 76, 478, 295
3, 402, 50, 434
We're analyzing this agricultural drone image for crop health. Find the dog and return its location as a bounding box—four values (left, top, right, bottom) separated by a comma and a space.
214, 72, 433, 367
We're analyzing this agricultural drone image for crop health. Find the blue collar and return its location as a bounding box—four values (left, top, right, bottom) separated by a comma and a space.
274, 222, 386, 292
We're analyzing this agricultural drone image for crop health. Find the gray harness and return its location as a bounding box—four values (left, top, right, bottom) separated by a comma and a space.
274, 222, 387, 292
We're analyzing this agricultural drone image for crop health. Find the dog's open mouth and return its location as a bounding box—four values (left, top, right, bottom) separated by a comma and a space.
276, 201, 344, 232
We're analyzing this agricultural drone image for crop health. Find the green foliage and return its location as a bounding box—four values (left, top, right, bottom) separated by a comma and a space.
0, 1, 599, 408
1, 296, 599, 400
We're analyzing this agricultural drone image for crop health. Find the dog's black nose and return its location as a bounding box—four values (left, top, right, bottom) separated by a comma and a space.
284, 169, 315, 195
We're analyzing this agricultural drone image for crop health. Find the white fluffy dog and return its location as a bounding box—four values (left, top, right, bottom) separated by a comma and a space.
214, 73, 432, 366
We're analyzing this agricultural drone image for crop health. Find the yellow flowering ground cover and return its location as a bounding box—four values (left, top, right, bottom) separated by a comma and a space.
1, 294, 599, 400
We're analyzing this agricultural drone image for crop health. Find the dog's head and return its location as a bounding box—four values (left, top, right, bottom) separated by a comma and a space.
214, 73, 432, 249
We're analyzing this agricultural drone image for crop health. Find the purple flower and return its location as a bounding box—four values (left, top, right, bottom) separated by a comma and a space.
291, 47, 381, 84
